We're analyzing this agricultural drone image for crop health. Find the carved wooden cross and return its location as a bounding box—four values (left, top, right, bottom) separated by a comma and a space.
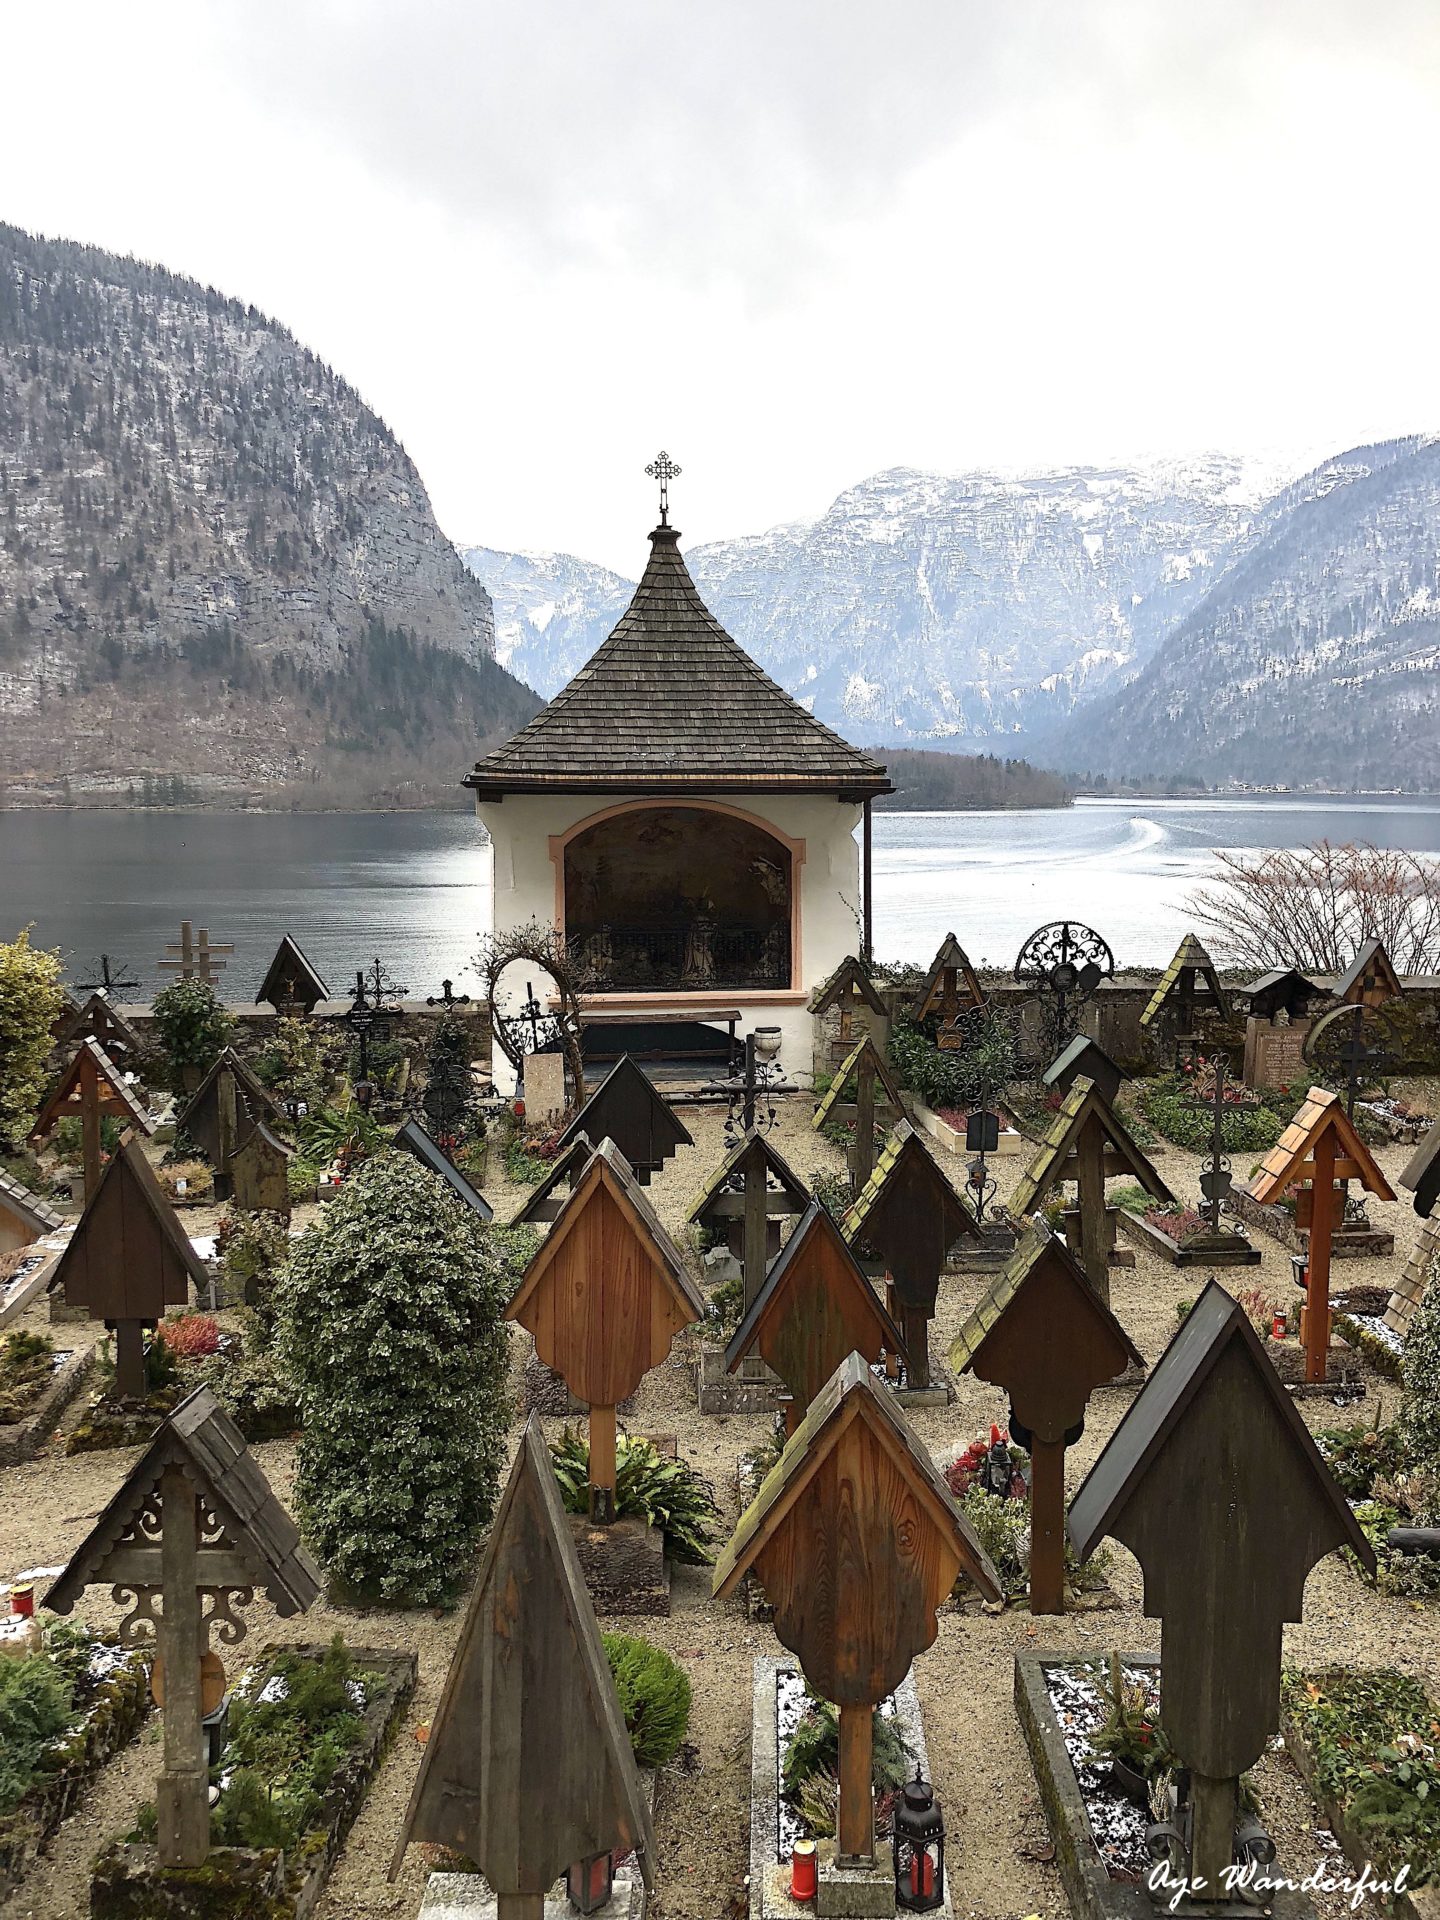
158, 921, 233, 986
30, 1038, 154, 1201
45, 1388, 320, 1868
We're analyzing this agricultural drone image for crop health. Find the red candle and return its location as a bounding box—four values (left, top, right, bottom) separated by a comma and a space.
910, 1850, 936, 1899
11, 1584, 34, 1619
1272, 1309, 1288, 1340
791, 1839, 818, 1900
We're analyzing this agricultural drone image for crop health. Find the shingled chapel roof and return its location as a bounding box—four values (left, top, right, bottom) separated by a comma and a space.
465, 524, 892, 799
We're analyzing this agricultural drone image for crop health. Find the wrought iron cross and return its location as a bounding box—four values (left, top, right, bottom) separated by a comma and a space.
645, 450, 681, 524
1184, 1053, 1244, 1234
426, 978, 471, 1010
77, 954, 141, 997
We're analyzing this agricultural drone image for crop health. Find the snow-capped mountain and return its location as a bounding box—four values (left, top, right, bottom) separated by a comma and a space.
1052, 436, 1440, 787
464, 456, 1294, 742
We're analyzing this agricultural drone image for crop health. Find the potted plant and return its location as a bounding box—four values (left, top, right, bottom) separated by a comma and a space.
1089, 1652, 1170, 1806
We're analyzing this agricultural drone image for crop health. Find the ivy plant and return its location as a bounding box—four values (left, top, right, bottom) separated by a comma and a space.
0, 928, 66, 1151
149, 976, 235, 1084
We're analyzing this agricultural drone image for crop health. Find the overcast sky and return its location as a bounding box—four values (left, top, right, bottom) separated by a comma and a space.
5, 1, 1439, 572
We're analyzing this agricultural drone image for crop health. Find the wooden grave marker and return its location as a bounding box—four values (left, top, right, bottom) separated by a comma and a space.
391, 1115, 494, 1220
46, 1133, 208, 1397
507, 1138, 703, 1521
1010, 1073, 1173, 1306
1041, 1033, 1126, 1108
1242, 968, 1321, 1089
54, 990, 145, 1067
725, 1198, 905, 1434
230, 1119, 293, 1217
1401, 1119, 1440, 1221
45, 1385, 321, 1868
0, 1165, 65, 1256
949, 1223, 1140, 1613
390, 1420, 655, 1919
841, 1119, 981, 1391
1385, 1213, 1440, 1339
687, 1127, 809, 1309
811, 1031, 906, 1190
1069, 1280, 1375, 1900
1335, 935, 1402, 1008
1139, 932, 1228, 1065
912, 932, 985, 1043
177, 1047, 282, 1200
512, 1130, 595, 1227
30, 1037, 155, 1201
810, 954, 890, 1071
715, 1353, 1000, 1871
157, 920, 233, 987
255, 934, 330, 1015
1248, 1086, 1396, 1382
554, 1054, 693, 1184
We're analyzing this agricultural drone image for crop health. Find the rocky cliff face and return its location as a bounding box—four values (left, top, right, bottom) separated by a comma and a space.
0, 224, 537, 804
1053, 437, 1440, 787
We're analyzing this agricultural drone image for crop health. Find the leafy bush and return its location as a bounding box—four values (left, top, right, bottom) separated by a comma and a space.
194, 1332, 300, 1440
298, 1102, 386, 1167
278, 1152, 511, 1603
1138, 1075, 1286, 1154
287, 1153, 324, 1200
1404, 1236, 1440, 1484
0, 929, 66, 1152
208, 1637, 375, 1854
782, 1692, 913, 1827
1316, 1420, 1409, 1501
149, 977, 235, 1084
811, 1169, 854, 1223
953, 1485, 1110, 1603
504, 1129, 555, 1185
55, 1113, 124, 1162
214, 1207, 291, 1326
251, 1015, 339, 1116
0, 1329, 57, 1423
156, 1312, 220, 1360
603, 1634, 692, 1768
704, 1271, 745, 1334
549, 1429, 721, 1565
0, 1649, 73, 1818
1089, 1652, 1172, 1778
887, 1013, 1018, 1111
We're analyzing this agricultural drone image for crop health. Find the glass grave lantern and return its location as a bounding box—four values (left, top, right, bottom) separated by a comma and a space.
893, 1769, 945, 1912
566, 1847, 615, 1914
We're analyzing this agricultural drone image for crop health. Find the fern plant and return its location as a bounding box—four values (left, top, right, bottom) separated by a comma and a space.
549, 1428, 721, 1565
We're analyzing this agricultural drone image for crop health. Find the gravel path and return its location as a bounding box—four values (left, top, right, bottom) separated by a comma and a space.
1, 1090, 1435, 1920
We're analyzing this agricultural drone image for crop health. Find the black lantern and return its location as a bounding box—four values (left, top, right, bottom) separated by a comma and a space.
566, 1849, 614, 1915
893, 1769, 944, 1912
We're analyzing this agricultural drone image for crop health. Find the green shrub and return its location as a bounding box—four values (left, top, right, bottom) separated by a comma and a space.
251, 1015, 339, 1115
194, 1334, 300, 1440
149, 977, 235, 1085
1316, 1419, 1408, 1501
278, 1153, 511, 1604
0, 930, 66, 1152
0, 1329, 57, 1423
811, 1169, 854, 1223
287, 1153, 324, 1199
298, 1102, 385, 1165
1403, 1237, 1440, 1485
705, 1271, 745, 1334
549, 1429, 721, 1565
953, 1485, 1110, 1603
1138, 1075, 1286, 1153
887, 1013, 1018, 1111
782, 1692, 913, 1818
603, 1634, 692, 1768
55, 1113, 124, 1162
0, 1649, 74, 1818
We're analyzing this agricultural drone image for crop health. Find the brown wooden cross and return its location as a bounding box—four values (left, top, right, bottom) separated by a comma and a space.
950, 1224, 1140, 1613
1248, 1086, 1395, 1382
177, 1048, 281, 1201
158, 920, 233, 986
688, 1128, 809, 1310
30, 1037, 154, 1200
1070, 1283, 1375, 1899
715, 1354, 999, 1866
392, 1420, 655, 1918
45, 1387, 320, 1869
812, 1033, 906, 1191
507, 1139, 703, 1519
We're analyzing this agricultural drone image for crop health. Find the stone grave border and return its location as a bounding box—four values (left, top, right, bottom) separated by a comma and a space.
0, 1339, 96, 1469
1114, 1210, 1261, 1269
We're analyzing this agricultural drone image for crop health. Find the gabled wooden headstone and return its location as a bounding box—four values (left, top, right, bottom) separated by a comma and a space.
811, 1032, 906, 1189
230, 1119, 293, 1218
811, 954, 889, 1023
0, 1165, 65, 1255
255, 934, 330, 1015
1041, 1033, 1126, 1106
1069, 1281, 1375, 1898
507, 1139, 703, 1518
1010, 1074, 1173, 1305
1245, 968, 1320, 1023
1249, 1086, 1395, 1381
949, 1224, 1140, 1613
841, 1120, 981, 1389
1139, 932, 1228, 1062
176, 1047, 281, 1196
726, 1199, 904, 1433
392, 1116, 494, 1221
688, 1127, 809, 1308
1401, 1120, 1440, 1221
1386, 1214, 1440, 1338
391, 1420, 655, 1918
46, 1385, 320, 1867
54, 990, 145, 1065
47, 1133, 208, 1397
715, 1353, 1000, 1866
512, 1130, 594, 1227
554, 1054, 692, 1184
911, 932, 985, 1035
1335, 936, 1402, 1007
30, 1037, 155, 1200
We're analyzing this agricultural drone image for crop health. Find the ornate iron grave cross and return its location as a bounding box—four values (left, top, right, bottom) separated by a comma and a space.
345, 960, 406, 1092
77, 954, 141, 998
1182, 1053, 1255, 1236
1014, 920, 1114, 1064
645, 449, 681, 524
426, 977, 471, 1010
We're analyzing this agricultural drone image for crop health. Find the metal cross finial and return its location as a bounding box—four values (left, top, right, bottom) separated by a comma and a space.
645, 450, 681, 525
77, 954, 141, 998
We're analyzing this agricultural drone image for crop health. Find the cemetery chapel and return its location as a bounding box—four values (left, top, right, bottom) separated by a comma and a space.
468, 465, 892, 1081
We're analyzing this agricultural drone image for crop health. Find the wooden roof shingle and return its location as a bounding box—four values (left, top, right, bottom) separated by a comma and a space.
811, 1034, 905, 1131
30, 1039, 154, 1142
1248, 1086, 1395, 1205
465, 524, 891, 799
1139, 934, 1228, 1028
0, 1166, 65, 1239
